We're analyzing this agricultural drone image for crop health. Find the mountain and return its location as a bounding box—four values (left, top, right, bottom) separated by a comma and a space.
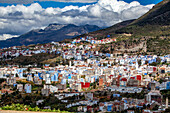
81, 0, 169, 55
115, 0, 170, 37
75, 19, 135, 39
0, 24, 101, 48
132, 0, 170, 25
114, 0, 170, 55
81, 0, 170, 38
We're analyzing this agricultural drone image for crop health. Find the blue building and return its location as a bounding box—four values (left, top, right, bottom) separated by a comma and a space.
166, 81, 170, 90
113, 94, 121, 97
17, 69, 23, 78
51, 73, 58, 82
107, 104, 113, 112
25, 84, 31, 93
160, 81, 170, 90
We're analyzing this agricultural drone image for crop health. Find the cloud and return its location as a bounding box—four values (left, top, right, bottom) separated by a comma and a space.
0, 0, 154, 39
0, 34, 19, 40
0, 0, 97, 4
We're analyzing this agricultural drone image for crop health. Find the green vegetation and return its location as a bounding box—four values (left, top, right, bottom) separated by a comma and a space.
0, 78, 5, 84
121, 91, 146, 99
0, 90, 76, 112
116, 25, 170, 37
0, 53, 59, 67
0, 103, 71, 112
147, 37, 170, 55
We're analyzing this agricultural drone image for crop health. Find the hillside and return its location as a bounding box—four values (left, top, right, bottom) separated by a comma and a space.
0, 0, 169, 55
74, 19, 135, 40
132, 0, 170, 25
78, 0, 170, 55
0, 53, 59, 66
114, 0, 170, 55
81, 0, 170, 38
0, 24, 101, 48
116, 0, 170, 37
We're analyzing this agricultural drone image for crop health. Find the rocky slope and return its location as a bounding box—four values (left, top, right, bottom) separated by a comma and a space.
85, 0, 170, 55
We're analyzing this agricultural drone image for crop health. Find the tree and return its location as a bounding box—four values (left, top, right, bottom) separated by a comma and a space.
16, 73, 19, 77
150, 62, 157, 66
147, 104, 150, 109
27, 67, 31, 72
159, 79, 164, 84
143, 104, 146, 109
138, 60, 142, 66
110, 94, 113, 100
152, 105, 159, 110
145, 60, 148, 64
156, 57, 161, 64
103, 92, 107, 96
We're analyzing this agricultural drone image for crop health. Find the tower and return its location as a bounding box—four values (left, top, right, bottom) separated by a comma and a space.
166, 97, 169, 109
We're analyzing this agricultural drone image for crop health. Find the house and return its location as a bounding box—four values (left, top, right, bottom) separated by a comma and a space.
43, 84, 51, 90
107, 104, 113, 112
27, 74, 33, 81
145, 83, 162, 104
160, 81, 170, 90
50, 85, 58, 93
148, 81, 160, 90
36, 100, 44, 106
34, 75, 42, 85
127, 110, 135, 113
99, 78, 103, 87
56, 84, 66, 90
149, 101, 160, 110
83, 106, 87, 112
113, 94, 121, 98
77, 106, 83, 112
17, 84, 23, 92
6, 77, 16, 85
99, 103, 105, 112
127, 78, 139, 87
17, 69, 24, 78
41, 89, 50, 96
51, 73, 58, 82
81, 82, 90, 89
85, 93, 93, 100
159, 67, 165, 74
70, 83, 81, 92
25, 84, 31, 93
0, 71, 4, 78
120, 77, 127, 87
112, 77, 120, 86
142, 76, 151, 87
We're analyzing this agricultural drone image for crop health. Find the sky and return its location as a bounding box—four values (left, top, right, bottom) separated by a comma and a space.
0, 0, 163, 40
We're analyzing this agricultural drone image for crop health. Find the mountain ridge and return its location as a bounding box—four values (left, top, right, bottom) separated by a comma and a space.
80, 0, 170, 38
115, 0, 170, 36
0, 24, 101, 48
82, 0, 170, 55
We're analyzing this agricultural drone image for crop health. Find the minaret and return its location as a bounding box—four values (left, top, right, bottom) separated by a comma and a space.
101, 68, 103, 75
69, 61, 72, 67
136, 61, 139, 70
166, 97, 169, 109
